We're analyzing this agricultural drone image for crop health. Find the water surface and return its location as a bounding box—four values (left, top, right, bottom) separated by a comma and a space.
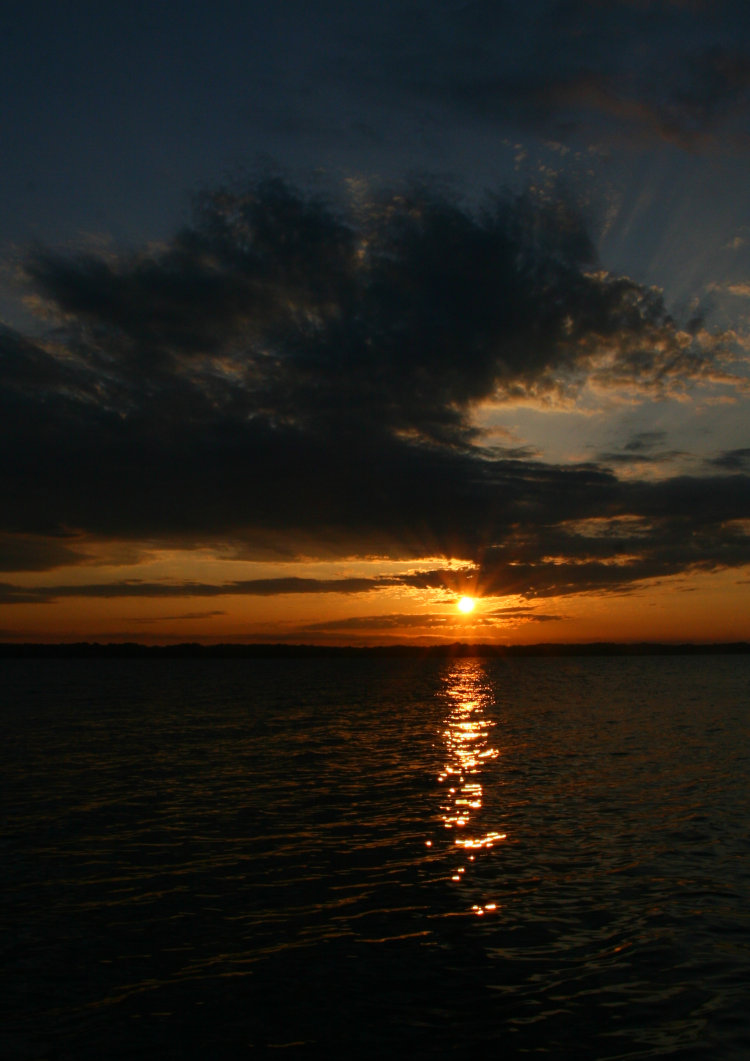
2, 655, 749, 1058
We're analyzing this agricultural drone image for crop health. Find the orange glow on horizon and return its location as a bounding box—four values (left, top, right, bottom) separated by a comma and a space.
0, 549, 748, 645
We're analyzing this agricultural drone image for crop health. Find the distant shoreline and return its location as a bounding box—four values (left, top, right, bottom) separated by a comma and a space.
2, 641, 749, 659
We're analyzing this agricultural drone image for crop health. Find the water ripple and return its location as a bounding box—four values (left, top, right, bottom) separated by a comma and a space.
2, 655, 749, 1058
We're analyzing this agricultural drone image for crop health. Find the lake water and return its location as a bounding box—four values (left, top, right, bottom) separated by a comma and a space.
2, 655, 750, 1058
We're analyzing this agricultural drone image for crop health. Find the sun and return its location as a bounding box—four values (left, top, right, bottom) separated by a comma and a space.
457, 596, 476, 614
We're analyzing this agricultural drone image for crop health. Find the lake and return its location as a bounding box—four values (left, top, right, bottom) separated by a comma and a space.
2, 655, 749, 1058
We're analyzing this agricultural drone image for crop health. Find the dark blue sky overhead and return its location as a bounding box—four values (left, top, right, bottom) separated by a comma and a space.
4, 1, 750, 271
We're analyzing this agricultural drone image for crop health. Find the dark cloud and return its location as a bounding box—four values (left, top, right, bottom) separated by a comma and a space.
300, 606, 563, 633
598, 429, 686, 466
708, 447, 750, 471
300, 614, 449, 633
488, 606, 563, 622
623, 431, 669, 453
22, 177, 709, 437
473, 486, 750, 598
0, 531, 88, 573
0, 568, 491, 605
0, 575, 411, 605
2, 176, 748, 596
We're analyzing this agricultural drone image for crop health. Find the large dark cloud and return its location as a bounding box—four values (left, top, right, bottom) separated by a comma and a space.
2, 176, 748, 596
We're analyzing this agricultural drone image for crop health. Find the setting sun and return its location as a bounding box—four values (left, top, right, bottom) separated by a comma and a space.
457, 596, 476, 613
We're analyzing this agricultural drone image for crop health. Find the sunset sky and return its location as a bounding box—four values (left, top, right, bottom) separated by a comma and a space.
2, 0, 750, 644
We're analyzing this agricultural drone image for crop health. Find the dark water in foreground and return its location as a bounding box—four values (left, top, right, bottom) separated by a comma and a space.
2, 656, 750, 1059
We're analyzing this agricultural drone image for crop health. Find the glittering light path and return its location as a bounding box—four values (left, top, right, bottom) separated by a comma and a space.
437, 660, 506, 916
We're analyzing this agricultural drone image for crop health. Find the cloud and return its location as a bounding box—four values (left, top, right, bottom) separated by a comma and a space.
473, 487, 750, 598
0, 575, 401, 604
623, 431, 669, 453
708, 447, 750, 471
133, 610, 226, 623
2, 176, 749, 598
22, 177, 716, 435
300, 613, 448, 632
0, 569, 480, 605
488, 606, 563, 622
598, 429, 687, 466
0, 530, 88, 572
299, 607, 562, 633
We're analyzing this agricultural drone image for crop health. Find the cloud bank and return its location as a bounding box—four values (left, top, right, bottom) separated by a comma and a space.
2, 176, 749, 601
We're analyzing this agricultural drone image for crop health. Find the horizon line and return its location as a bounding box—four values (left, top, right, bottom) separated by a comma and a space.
2, 640, 749, 658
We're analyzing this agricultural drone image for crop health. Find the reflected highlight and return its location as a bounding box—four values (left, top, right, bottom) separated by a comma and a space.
437, 660, 506, 915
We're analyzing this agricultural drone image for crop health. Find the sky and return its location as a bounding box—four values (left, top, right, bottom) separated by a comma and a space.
2, 0, 750, 645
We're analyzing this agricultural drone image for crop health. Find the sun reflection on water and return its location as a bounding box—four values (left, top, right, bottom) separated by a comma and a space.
437, 660, 506, 916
